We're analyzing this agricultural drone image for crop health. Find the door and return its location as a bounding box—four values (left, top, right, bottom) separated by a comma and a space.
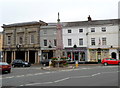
80, 52, 85, 61
111, 52, 116, 59
42, 53, 48, 60
110, 58, 117, 64
74, 52, 79, 61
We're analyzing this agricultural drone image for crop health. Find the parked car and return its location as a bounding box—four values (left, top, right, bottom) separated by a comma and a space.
101, 58, 120, 66
12, 59, 31, 67
0, 62, 11, 73
40, 59, 50, 66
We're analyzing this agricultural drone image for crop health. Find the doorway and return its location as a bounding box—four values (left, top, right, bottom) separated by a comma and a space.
80, 52, 85, 61
111, 52, 116, 59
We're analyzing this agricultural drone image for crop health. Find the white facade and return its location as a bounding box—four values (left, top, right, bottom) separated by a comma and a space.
62, 19, 120, 62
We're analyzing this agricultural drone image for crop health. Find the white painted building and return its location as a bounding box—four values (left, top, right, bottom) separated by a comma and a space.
62, 19, 120, 63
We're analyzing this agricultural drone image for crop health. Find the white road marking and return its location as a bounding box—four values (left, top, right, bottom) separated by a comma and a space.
20, 70, 118, 86
5, 76, 15, 79
22, 82, 53, 86
92, 73, 101, 76
16, 75, 25, 77
54, 77, 69, 83
2, 66, 118, 80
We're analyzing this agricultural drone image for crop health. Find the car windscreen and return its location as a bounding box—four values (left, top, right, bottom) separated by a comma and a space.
0, 62, 9, 65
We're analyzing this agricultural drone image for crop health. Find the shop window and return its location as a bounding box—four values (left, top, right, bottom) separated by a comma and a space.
67, 52, 71, 60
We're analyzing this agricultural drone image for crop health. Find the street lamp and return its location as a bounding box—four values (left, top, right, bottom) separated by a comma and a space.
16, 44, 21, 49
73, 44, 77, 48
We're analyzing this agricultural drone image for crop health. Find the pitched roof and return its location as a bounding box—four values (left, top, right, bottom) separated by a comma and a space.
62, 19, 119, 27
2, 20, 47, 28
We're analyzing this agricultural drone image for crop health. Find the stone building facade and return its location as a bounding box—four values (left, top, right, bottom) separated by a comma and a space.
40, 23, 57, 60
2, 21, 47, 64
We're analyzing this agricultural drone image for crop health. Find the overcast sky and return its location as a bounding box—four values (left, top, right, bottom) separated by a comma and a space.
0, 0, 119, 31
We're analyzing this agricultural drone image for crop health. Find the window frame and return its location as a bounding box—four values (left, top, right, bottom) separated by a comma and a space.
79, 29, 83, 33
68, 29, 72, 33
91, 38, 95, 45
79, 38, 83, 45
54, 39, 57, 46
102, 37, 107, 45
7, 36, 11, 45
19, 36, 23, 44
91, 28, 95, 32
68, 39, 72, 46
30, 34, 35, 44
44, 39, 47, 46
101, 27, 106, 32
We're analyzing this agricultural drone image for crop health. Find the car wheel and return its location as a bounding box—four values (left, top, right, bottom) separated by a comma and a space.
118, 63, 120, 65
23, 65, 25, 67
8, 70, 11, 73
104, 63, 108, 66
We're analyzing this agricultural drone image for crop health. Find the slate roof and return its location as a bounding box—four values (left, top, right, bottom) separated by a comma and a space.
2, 20, 47, 28
62, 19, 119, 27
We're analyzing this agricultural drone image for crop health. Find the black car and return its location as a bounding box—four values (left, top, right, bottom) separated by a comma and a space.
12, 59, 31, 67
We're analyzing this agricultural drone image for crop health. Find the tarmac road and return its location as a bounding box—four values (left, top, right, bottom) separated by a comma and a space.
1, 65, 119, 87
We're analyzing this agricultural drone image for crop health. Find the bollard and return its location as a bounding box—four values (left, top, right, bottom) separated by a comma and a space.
75, 61, 78, 68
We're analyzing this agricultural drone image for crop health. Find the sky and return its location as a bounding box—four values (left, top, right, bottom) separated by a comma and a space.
0, 0, 119, 31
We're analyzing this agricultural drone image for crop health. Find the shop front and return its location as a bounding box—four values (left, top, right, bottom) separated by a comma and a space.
65, 47, 87, 62
41, 49, 56, 60
89, 49, 109, 62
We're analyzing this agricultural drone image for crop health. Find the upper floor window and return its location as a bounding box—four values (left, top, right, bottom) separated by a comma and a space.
91, 28, 95, 32
30, 34, 35, 44
91, 38, 95, 45
79, 38, 83, 45
101, 27, 106, 32
7, 36, 11, 45
44, 39, 47, 46
102, 37, 107, 45
79, 29, 83, 33
68, 29, 72, 33
68, 39, 72, 46
43, 30, 47, 34
54, 39, 57, 46
54, 30, 57, 34
19, 36, 23, 44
